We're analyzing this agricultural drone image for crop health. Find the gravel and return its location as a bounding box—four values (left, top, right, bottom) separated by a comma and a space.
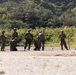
0, 46, 76, 75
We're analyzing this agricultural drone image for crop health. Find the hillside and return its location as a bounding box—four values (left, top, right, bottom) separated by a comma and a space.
0, 0, 76, 28
3, 0, 76, 16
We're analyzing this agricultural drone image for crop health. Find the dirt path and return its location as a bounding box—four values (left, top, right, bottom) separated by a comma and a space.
3, 46, 76, 56
0, 46, 76, 75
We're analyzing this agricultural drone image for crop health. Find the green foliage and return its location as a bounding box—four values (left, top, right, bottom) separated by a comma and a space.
0, 27, 76, 47
72, 8, 76, 15
0, 0, 76, 28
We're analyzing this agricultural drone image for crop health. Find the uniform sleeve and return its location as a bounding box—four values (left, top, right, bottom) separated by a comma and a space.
0, 36, 1, 40
38, 35, 39, 40
16, 32, 18, 37
64, 34, 66, 38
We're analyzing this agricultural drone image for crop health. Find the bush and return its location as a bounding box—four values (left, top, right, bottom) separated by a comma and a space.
0, 27, 76, 47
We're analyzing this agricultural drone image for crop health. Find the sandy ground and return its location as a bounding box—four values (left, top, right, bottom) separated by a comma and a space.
0, 46, 76, 75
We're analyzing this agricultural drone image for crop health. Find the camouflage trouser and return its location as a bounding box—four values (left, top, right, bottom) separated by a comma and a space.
60, 40, 68, 50
1, 42, 5, 51
24, 39, 32, 50
38, 40, 45, 51
10, 41, 17, 51
34, 40, 38, 50
10, 45, 17, 51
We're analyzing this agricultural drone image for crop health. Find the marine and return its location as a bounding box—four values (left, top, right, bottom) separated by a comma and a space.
34, 36, 38, 50
24, 29, 33, 51
0, 30, 6, 51
38, 32, 45, 51
10, 28, 18, 51
59, 30, 68, 50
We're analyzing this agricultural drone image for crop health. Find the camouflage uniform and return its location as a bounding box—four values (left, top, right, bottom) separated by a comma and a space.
24, 30, 33, 50
59, 30, 68, 50
38, 32, 45, 51
0, 30, 6, 51
10, 28, 18, 51
34, 36, 38, 50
